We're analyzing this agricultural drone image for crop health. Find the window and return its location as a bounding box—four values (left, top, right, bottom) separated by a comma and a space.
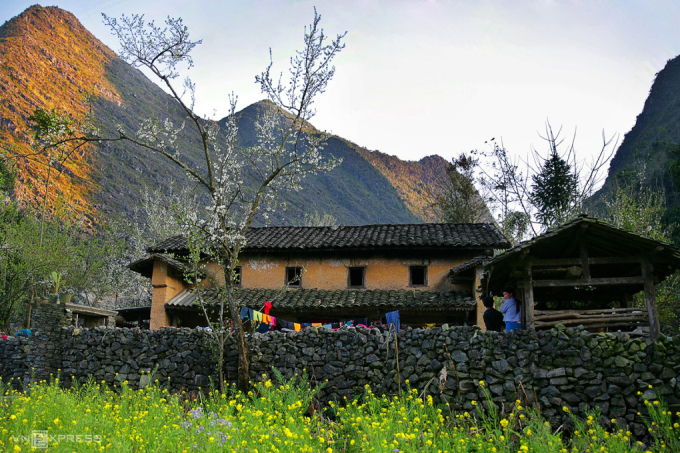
348, 267, 365, 288
409, 266, 427, 287
285, 267, 303, 287
234, 266, 242, 287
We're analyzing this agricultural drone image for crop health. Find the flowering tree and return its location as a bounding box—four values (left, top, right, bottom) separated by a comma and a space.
96, 10, 345, 390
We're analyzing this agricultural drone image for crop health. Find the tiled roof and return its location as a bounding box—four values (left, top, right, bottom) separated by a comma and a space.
148, 223, 510, 254
449, 255, 489, 277
166, 288, 476, 311
128, 253, 194, 278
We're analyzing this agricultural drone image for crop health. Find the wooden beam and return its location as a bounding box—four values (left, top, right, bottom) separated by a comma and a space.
530, 256, 644, 267
530, 258, 581, 266
532, 276, 645, 287
535, 320, 649, 330
588, 256, 644, 265
534, 313, 647, 323
535, 307, 644, 316
580, 241, 591, 282
523, 260, 534, 330
641, 258, 660, 341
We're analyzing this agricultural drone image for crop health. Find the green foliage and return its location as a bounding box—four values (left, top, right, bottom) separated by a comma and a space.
426, 152, 490, 223
0, 200, 127, 327
28, 109, 76, 142
530, 149, 578, 228
501, 211, 532, 245
597, 162, 680, 327
0, 154, 16, 195
601, 164, 670, 243
652, 271, 680, 327
50, 272, 61, 294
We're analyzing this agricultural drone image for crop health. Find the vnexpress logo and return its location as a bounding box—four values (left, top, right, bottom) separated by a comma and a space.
10, 431, 102, 449
31, 430, 48, 449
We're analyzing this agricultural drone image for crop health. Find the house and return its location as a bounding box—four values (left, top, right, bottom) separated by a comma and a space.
130, 223, 510, 330
457, 214, 680, 340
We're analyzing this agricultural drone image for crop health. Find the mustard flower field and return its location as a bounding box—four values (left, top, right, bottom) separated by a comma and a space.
0, 374, 677, 452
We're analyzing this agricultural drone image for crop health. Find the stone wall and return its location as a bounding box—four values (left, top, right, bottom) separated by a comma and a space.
1, 324, 679, 435
30, 302, 71, 332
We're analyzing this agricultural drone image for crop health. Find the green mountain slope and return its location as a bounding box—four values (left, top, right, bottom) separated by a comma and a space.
0, 5, 440, 226
599, 55, 680, 203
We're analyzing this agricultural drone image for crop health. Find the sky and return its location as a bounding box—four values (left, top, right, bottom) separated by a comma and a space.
2, 0, 680, 171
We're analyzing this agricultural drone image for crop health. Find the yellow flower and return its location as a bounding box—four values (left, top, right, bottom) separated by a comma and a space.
562, 406, 569, 412
500, 419, 509, 428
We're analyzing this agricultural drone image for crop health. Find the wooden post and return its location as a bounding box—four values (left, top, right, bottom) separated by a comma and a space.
641, 258, 660, 341
523, 260, 534, 330
474, 265, 485, 330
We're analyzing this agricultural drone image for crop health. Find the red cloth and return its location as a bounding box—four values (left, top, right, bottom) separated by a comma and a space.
264, 301, 272, 315
1, 335, 7, 340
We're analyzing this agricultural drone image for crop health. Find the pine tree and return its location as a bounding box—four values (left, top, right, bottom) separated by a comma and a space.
530, 149, 578, 228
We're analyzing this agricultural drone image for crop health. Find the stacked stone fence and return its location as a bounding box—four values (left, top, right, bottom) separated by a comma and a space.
1, 305, 679, 435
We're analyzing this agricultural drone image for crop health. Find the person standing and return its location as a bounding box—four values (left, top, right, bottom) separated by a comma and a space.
482, 296, 504, 332
501, 287, 522, 331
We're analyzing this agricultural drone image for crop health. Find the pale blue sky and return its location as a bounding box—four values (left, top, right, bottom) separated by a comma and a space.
2, 1, 680, 172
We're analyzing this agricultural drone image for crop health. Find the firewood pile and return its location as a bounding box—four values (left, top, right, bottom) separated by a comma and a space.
533, 307, 649, 335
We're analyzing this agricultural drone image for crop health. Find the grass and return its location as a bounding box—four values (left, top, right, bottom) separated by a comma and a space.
0, 373, 676, 452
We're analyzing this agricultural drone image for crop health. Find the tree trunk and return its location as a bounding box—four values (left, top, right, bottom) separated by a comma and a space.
26, 285, 35, 329
227, 285, 249, 392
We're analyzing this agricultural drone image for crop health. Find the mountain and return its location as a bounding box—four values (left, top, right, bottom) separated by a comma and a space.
599, 55, 680, 204
0, 5, 451, 226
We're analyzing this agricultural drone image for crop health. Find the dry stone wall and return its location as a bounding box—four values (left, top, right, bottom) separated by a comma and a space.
1, 321, 679, 435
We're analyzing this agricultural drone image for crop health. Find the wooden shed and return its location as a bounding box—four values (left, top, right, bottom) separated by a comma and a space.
483, 215, 680, 340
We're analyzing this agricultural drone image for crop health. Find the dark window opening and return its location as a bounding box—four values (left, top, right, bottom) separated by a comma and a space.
410, 266, 427, 286
348, 267, 365, 288
286, 267, 303, 287
234, 266, 242, 287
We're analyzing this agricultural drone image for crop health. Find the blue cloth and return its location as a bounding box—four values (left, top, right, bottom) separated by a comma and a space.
501, 298, 522, 323
15, 329, 31, 337
256, 322, 271, 333
239, 307, 250, 319
505, 321, 522, 331
385, 310, 400, 333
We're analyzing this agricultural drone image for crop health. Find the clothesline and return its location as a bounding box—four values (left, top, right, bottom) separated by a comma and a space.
238, 303, 400, 333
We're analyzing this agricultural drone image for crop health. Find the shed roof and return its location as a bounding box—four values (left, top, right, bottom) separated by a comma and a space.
64, 303, 118, 317
483, 214, 680, 299
147, 223, 510, 255
165, 288, 476, 311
